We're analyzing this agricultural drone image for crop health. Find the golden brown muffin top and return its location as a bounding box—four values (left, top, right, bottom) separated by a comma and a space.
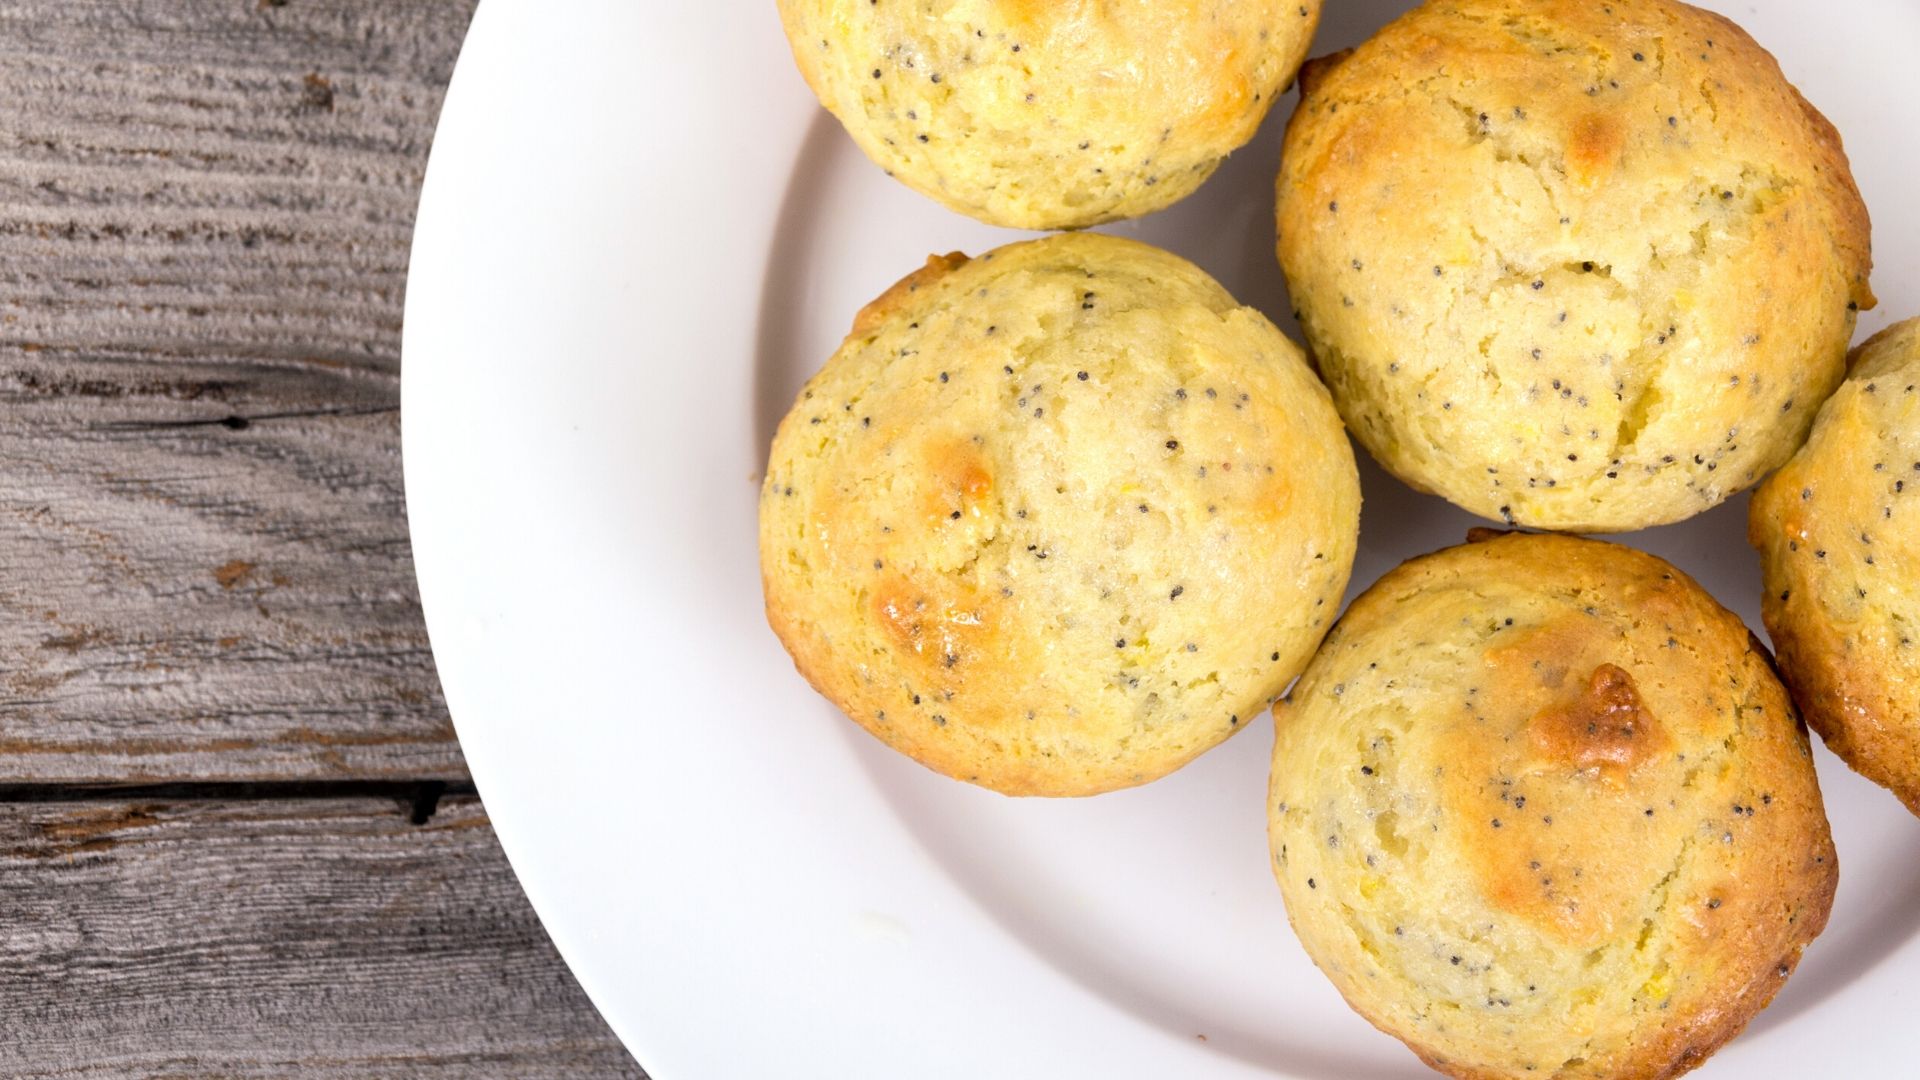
779, 0, 1320, 228
1277, 0, 1873, 531
1750, 316, 1920, 816
763, 233, 1359, 795
1272, 532, 1835, 1079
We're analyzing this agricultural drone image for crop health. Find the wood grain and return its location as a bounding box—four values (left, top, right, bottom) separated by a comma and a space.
0, 795, 643, 1078
0, 0, 468, 782
0, 3, 644, 1074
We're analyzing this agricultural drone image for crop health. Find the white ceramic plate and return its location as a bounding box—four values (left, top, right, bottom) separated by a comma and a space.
402, 2, 1920, 1076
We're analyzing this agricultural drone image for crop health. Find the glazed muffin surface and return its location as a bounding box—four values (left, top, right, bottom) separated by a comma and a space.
1276, 0, 1874, 532
779, 0, 1321, 229
1271, 532, 1836, 1079
762, 233, 1359, 796
1750, 317, 1920, 816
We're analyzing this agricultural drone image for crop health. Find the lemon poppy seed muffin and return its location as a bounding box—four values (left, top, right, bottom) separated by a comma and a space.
1750, 316, 1920, 816
1270, 532, 1836, 1079
762, 234, 1359, 797
778, 0, 1322, 229
1276, 0, 1874, 532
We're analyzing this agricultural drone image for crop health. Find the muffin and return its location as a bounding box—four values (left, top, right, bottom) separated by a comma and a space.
1750, 316, 1920, 816
1270, 532, 1836, 1079
777, 1, 1321, 229
1275, 0, 1875, 532
761, 233, 1359, 797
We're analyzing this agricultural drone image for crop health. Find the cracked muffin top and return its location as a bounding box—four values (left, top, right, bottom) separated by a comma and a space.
1750, 315, 1920, 818
1275, 0, 1874, 532
778, 0, 1321, 229
761, 233, 1359, 796
1270, 531, 1836, 1080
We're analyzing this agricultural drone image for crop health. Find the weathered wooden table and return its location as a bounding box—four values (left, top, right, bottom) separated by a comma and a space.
0, 3, 642, 1074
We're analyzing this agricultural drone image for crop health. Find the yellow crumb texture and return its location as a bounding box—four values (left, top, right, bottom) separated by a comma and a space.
1276, 0, 1874, 532
1750, 316, 1920, 817
1270, 533, 1836, 1079
778, 0, 1322, 229
762, 233, 1360, 796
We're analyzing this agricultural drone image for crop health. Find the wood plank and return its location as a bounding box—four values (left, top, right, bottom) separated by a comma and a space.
0, 5, 644, 1074
0, 0, 474, 780
0, 794, 644, 1078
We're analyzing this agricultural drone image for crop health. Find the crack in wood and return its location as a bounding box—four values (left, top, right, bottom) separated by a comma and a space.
91, 404, 400, 432
0, 779, 475, 822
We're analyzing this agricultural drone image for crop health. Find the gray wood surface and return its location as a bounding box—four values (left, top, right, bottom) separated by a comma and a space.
0, 795, 641, 1078
0, 0, 464, 783
0, 2, 645, 1075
